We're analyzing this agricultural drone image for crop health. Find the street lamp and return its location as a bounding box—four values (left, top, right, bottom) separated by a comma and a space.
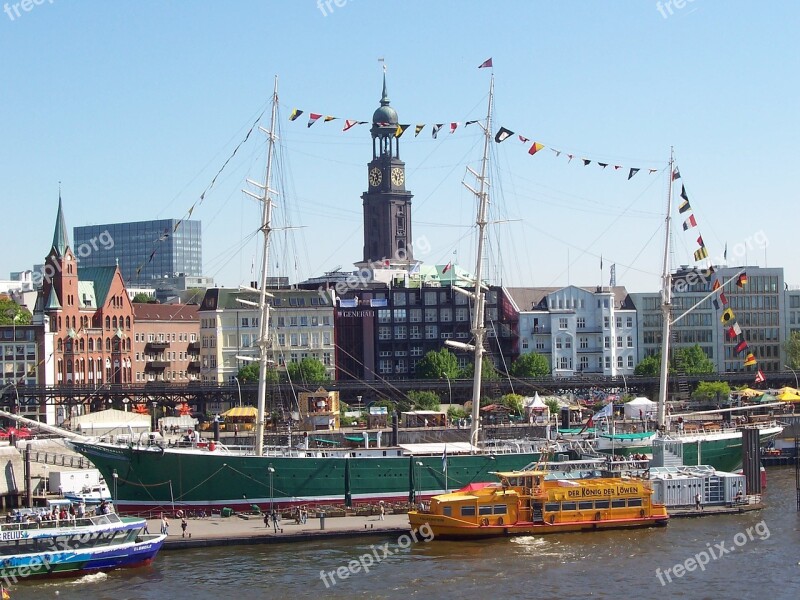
268, 464, 275, 517
784, 364, 799, 389
151, 400, 159, 432
441, 373, 452, 405
233, 376, 242, 407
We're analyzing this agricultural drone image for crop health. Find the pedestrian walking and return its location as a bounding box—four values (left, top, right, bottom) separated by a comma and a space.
271, 510, 279, 533
161, 514, 170, 535
694, 492, 703, 511
379, 501, 385, 521
181, 517, 188, 538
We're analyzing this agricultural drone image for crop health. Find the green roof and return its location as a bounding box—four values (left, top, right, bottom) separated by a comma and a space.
44, 287, 61, 310
77, 266, 118, 307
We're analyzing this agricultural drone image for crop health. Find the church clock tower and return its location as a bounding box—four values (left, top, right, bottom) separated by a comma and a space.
360, 74, 413, 266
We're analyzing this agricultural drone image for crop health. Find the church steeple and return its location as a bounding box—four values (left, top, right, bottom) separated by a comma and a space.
51, 193, 70, 257
360, 75, 413, 266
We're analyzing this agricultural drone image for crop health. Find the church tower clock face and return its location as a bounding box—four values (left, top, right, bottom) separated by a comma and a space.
369, 167, 383, 187
391, 167, 404, 187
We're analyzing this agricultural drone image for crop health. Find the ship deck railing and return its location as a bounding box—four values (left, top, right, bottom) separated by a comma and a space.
0, 513, 123, 533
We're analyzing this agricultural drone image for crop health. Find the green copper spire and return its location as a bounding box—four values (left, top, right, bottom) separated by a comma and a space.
51, 193, 70, 257
380, 72, 389, 106
45, 286, 61, 310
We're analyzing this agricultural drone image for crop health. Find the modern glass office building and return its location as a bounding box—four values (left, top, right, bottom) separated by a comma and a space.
73, 219, 202, 285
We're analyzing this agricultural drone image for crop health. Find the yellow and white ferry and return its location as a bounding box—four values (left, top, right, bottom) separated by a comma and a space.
408, 469, 668, 538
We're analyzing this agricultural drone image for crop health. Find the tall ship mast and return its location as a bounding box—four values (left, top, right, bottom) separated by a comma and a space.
656, 149, 675, 431
253, 76, 279, 457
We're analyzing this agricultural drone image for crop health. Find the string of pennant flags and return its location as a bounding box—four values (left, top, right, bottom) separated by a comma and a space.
287, 118, 661, 182
673, 166, 762, 381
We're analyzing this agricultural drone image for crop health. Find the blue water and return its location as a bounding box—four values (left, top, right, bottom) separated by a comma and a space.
7, 469, 800, 600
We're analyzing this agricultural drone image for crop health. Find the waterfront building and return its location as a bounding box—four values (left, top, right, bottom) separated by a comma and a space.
332, 274, 516, 382
31, 199, 135, 421
632, 265, 786, 373
73, 218, 203, 286
0, 322, 48, 421
198, 288, 335, 383
507, 286, 637, 377
132, 303, 200, 383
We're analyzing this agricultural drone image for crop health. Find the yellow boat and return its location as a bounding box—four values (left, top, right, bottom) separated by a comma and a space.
407, 470, 668, 539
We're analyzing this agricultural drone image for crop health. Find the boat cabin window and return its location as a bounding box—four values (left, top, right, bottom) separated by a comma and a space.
611, 499, 626, 509
478, 505, 493, 516
493, 504, 507, 515
442, 506, 452, 517
460, 506, 476, 517
578, 501, 594, 510
561, 502, 577, 511
627, 498, 643, 507
545, 502, 560, 512
506, 477, 519, 487
594, 500, 610, 509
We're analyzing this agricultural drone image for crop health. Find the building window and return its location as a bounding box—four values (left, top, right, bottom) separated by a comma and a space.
626, 316, 633, 328
425, 325, 438, 339
579, 337, 588, 349
455, 308, 468, 322
627, 336, 633, 348
617, 356, 623, 368
604, 336, 610, 349
605, 356, 611, 368
616, 336, 623, 348
604, 316, 610, 329
616, 317, 622, 328
577, 317, 586, 329
522, 338, 529, 349
627, 355, 634, 368
579, 356, 589, 371
394, 326, 407, 339
559, 317, 568, 330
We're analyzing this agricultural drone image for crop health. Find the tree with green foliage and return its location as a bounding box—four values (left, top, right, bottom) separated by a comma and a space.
131, 293, 154, 303
692, 381, 731, 403
498, 393, 524, 416
0, 297, 32, 325
674, 344, 715, 375
785, 331, 800, 369
407, 390, 441, 411
287, 357, 329, 384
510, 352, 550, 377
235, 361, 278, 384
635, 353, 662, 376
544, 397, 561, 416
414, 348, 460, 379
447, 405, 469, 422
460, 357, 500, 381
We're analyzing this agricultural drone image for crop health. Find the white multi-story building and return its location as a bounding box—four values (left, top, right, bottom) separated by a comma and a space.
506, 286, 638, 377
198, 288, 336, 383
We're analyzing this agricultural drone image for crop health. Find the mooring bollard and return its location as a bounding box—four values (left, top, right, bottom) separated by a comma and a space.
320, 511, 326, 530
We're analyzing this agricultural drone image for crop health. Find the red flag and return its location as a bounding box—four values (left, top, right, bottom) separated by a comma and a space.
754, 369, 765, 383
735, 340, 748, 355
726, 326, 737, 339
307, 113, 322, 127
442, 262, 452, 273
478, 58, 493, 69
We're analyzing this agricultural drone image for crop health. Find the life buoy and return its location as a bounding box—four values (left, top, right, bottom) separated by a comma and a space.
594, 512, 601, 521
480, 517, 489, 526
497, 517, 504, 525
548, 514, 555, 525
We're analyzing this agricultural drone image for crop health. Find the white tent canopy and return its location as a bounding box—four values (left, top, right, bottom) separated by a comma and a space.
69, 409, 151, 436
623, 397, 657, 419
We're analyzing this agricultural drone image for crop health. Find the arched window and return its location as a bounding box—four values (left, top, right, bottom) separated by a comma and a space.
112, 316, 118, 329
57, 339, 63, 352
97, 337, 102, 351
79, 339, 85, 352
65, 339, 72, 353
105, 338, 111, 352
105, 316, 111, 330
88, 338, 94, 352
125, 316, 131, 329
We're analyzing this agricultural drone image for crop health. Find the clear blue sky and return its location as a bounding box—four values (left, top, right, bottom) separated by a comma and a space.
1, 1, 797, 293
